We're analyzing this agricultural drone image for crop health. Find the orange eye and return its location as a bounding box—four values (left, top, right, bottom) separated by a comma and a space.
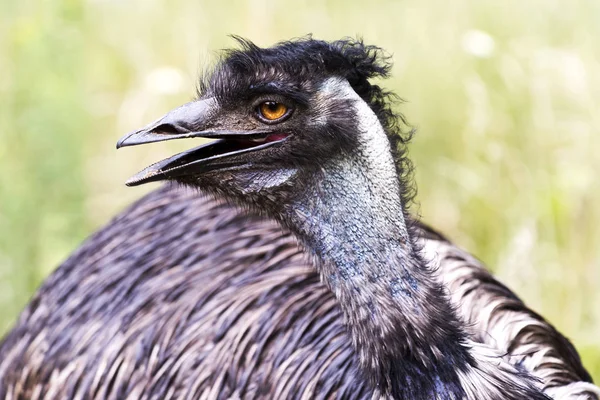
258, 101, 288, 121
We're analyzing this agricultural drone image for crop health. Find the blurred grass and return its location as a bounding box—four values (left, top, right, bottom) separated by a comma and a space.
1, 0, 599, 382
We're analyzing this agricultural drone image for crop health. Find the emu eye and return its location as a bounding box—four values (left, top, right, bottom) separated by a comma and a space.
257, 101, 289, 122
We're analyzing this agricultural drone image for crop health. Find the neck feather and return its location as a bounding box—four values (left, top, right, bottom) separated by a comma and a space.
288, 159, 473, 397
281, 81, 472, 397
276, 78, 549, 399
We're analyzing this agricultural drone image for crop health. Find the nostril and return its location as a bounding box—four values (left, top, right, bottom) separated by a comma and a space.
154, 123, 184, 135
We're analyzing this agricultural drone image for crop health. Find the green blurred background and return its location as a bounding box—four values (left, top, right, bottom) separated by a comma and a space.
1, 0, 599, 382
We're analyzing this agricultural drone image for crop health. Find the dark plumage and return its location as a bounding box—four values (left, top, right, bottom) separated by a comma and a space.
1, 37, 598, 399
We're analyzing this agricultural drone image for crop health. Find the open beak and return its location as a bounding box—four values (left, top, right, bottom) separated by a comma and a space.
116, 98, 289, 186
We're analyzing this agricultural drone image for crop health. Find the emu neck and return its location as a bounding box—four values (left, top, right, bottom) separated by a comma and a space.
283, 84, 472, 397
288, 156, 471, 396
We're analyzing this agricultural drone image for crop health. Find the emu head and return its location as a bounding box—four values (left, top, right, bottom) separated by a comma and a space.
118, 38, 412, 218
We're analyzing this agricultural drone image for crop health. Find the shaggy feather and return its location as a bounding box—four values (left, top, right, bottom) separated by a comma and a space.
0, 187, 597, 399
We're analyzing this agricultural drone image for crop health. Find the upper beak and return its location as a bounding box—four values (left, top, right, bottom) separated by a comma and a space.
116, 97, 284, 187
117, 97, 252, 148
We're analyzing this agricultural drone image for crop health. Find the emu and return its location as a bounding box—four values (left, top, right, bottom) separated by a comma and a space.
1, 38, 598, 399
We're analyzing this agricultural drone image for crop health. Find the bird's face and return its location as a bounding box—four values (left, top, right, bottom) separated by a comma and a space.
119, 82, 368, 213
118, 38, 396, 213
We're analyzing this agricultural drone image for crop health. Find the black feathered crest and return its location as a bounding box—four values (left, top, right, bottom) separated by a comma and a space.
198, 36, 417, 209
200, 36, 392, 97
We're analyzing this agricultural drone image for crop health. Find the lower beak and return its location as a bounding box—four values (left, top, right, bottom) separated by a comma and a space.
122, 138, 282, 186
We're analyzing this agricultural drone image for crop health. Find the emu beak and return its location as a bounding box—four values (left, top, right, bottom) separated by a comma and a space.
116, 99, 220, 149
117, 98, 288, 187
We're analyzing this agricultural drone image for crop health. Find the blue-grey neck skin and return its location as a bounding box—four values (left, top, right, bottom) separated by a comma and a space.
277, 78, 473, 398
271, 78, 549, 399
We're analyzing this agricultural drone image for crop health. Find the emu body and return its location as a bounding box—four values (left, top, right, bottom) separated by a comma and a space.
0, 186, 597, 399
1, 37, 598, 399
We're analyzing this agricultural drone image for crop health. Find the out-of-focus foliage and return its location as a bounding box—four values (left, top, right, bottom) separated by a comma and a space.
1, 0, 598, 381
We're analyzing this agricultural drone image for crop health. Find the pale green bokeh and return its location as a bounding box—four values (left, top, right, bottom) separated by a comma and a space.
1, 0, 599, 382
